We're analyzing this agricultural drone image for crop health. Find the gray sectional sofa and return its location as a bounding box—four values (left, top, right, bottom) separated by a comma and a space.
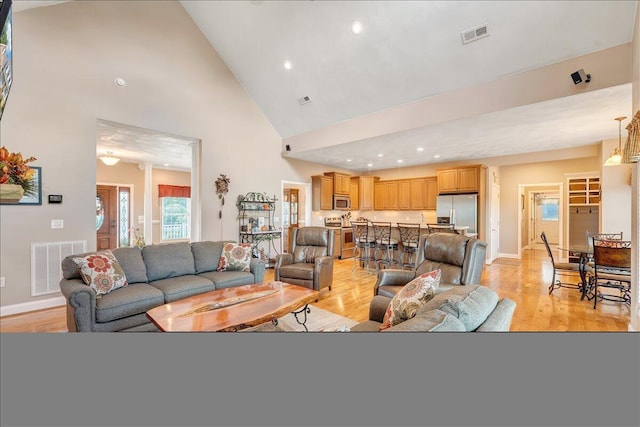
59, 241, 265, 332
351, 285, 516, 332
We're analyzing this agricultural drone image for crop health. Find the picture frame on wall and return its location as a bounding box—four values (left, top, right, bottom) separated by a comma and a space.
18, 166, 42, 205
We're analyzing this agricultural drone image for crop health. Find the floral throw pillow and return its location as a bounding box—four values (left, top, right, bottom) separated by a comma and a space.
73, 250, 128, 296
217, 243, 252, 272
379, 269, 441, 331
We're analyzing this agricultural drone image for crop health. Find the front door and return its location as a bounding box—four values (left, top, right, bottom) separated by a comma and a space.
96, 185, 118, 250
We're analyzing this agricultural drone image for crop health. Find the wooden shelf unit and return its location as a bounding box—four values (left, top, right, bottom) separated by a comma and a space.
568, 176, 600, 205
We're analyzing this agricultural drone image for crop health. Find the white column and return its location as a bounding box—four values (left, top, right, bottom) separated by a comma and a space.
190, 141, 201, 242
142, 162, 153, 244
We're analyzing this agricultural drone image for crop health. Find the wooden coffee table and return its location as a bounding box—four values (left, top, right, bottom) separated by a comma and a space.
146, 281, 320, 332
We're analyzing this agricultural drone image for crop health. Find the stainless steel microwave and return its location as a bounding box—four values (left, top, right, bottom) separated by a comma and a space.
333, 195, 351, 210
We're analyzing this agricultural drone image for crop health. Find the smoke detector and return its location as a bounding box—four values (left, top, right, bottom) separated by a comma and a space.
297, 95, 311, 105
461, 23, 489, 45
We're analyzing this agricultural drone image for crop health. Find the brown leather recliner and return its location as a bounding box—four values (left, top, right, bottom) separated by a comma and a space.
274, 226, 335, 291
374, 232, 487, 298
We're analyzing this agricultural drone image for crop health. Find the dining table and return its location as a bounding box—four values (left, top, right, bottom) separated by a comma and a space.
556, 245, 593, 301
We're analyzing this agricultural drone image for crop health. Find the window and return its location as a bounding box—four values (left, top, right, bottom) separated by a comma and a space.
541, 198, 559, 221
161, 197, 190, 240
159, 185, 191, 241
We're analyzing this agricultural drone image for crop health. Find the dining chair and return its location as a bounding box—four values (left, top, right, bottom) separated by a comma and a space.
371, 222, 399, 271
590, 238, 631, 309
540, 231, 582, 295
351, 221, 375, 273
396, 222, 421, 270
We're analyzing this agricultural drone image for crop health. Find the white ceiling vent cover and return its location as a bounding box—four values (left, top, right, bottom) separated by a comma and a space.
461, 23, 489, 45
297, 96, 311, 105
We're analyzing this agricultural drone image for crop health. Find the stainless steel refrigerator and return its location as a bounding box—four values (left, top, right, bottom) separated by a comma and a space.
436, 194, 478, 234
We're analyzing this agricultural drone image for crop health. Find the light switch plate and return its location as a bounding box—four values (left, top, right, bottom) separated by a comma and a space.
51, 219, 64, 229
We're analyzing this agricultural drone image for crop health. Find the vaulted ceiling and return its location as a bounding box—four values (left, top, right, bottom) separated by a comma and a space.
180, 0, 637, 171
14, 1, 639, 171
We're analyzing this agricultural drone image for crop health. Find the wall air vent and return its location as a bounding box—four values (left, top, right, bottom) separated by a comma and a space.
297, 95, 311, 105
461, 23, 489, 45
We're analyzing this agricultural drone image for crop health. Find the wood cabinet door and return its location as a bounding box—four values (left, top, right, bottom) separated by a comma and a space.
425, 177, 438, 209
312, 176, 334, 210
409, 178, 426, 210
333, 174, 350, 195
457, 167, 479, 192
398, 180, 411, 210
437, 169, 458, 193
374, 182, 385, 210
360, 176, 374, 210
385, 181, 399, 210
350, 180, 359, 210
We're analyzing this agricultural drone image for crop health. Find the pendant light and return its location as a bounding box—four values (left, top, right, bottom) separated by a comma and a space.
604, 116, 626, 167
99, 151, 120, 166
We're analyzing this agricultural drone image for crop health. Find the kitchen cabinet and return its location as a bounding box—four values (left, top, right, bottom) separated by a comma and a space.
312, 175, 333, 210
408, 178, 438, 210
372, 176, 437, 210
425, 177, 438, 209
350, 180, 359, 210
398, 180, 412, 210
324, 172, 351, 195
437, 165, 483, 194
351, 176, 375, 211
374, 181, 398, 210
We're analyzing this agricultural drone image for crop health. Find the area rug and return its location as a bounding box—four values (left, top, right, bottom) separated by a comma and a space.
241, 305, 358, 332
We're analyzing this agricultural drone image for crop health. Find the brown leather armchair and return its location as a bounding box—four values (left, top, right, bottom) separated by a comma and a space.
374, 232, 487, 298
274, 226, 335, 291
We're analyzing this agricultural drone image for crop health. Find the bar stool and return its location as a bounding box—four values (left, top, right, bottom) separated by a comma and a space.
351, 221, 375, 273
371, 222, 399, 271
397, 222, 421, 270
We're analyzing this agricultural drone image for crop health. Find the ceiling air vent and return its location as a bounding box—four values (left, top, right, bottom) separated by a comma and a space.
297, 96, 311, 105
461, 23, 489, 45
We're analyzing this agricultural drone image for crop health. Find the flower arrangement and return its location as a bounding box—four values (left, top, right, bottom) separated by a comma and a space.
0, 146, 38, 197
129, 227, 145, 248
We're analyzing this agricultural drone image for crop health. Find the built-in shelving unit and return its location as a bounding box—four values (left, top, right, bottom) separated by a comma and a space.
568, 176, 600, 205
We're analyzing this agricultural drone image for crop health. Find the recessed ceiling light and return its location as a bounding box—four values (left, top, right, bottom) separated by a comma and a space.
377, 153, 383, 157
397, 159, 403, 163
164, 163, 170, 167
367, 163, 373, 167
114, 77, 126, 87
434, 154, 441, 158
346, 159, 352, 162
416, 147, 424, 152
352, 21, 363, 34
284, 60, 292, 70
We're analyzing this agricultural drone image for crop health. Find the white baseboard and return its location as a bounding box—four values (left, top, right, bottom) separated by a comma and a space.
497, 252, 520, 259
0, 296, 66, 317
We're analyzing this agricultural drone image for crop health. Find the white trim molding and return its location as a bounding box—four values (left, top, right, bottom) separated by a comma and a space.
0, 296, 66, 317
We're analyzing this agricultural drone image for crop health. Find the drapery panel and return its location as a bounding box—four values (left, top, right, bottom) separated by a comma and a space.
158, 184, 191, 198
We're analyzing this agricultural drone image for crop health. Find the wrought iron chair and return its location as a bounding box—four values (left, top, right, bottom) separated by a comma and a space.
351, 221, 375, 273
371, 222, 399, 271
540, 231, 582, 295
590, 238, 631, 309
396, 222, 421, 270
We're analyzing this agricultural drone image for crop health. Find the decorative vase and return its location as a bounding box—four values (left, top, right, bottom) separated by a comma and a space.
0, 184, 25, 204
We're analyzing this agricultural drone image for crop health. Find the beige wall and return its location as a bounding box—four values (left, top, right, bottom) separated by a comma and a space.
0, 1, 327, 309
630, 2, 639, 332
499, 157, 601, 256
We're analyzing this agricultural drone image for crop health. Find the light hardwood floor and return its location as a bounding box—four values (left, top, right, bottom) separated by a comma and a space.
0, 248, 631, 332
